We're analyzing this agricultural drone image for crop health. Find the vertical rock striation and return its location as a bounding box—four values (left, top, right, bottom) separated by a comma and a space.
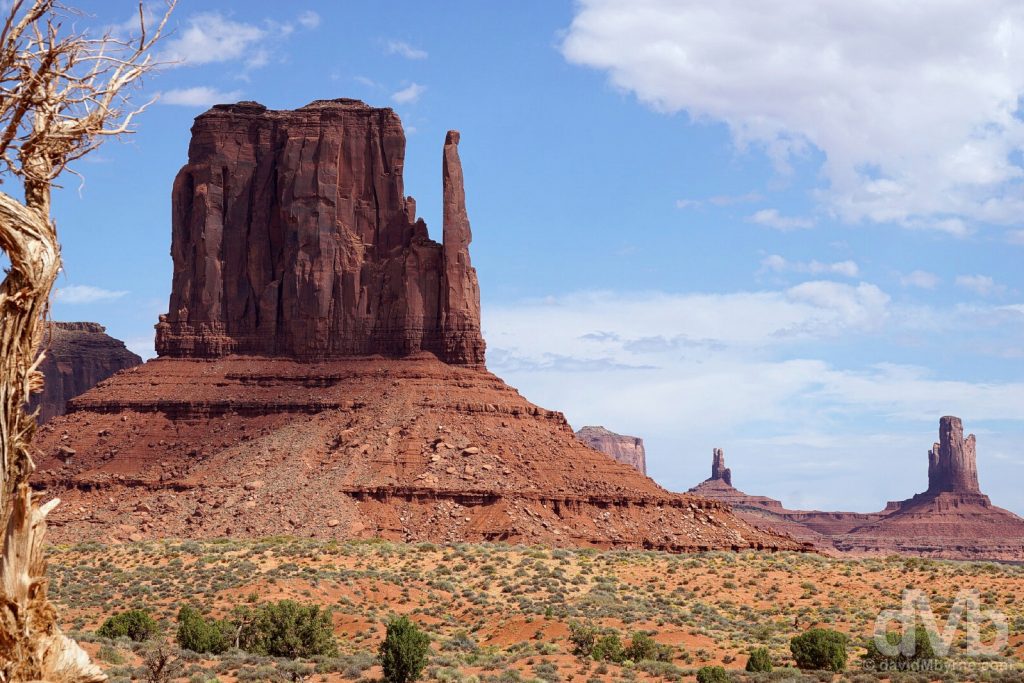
155, 99, 485, 365
28, 322, 141, 423
711, 448, 732, 486
575, 426, 646, 473
926, 416, 980, 494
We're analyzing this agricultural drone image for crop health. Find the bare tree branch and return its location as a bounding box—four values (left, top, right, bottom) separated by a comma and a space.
0, 1, 175, 679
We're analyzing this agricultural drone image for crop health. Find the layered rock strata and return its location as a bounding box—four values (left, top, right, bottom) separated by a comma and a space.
28, 322, 142, 423
575, 426, 646, 473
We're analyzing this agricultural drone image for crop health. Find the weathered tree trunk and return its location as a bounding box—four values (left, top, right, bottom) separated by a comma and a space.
0, 187, 104, 681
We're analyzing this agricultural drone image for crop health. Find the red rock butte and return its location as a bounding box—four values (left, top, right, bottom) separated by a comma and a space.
575, 426, 646, 474
155, 99, 484, 366
32, 99, 800, 553
29, 322, 141, 424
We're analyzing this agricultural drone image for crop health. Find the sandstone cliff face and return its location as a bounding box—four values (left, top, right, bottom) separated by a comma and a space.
28, 322, 142, 423
575, 426, 646, 473
711, 447, 731, 486
155, 99, 484, 365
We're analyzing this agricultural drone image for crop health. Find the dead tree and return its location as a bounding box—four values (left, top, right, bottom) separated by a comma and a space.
0, 1, 173, 679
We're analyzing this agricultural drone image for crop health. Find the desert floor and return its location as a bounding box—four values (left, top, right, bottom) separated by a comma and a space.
48, 539, 1024, 682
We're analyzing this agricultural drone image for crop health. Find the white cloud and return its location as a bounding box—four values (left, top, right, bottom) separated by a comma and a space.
562, 1, 1024, 234
160, 13, 267, 67
900, 270, 940, 289
391, 83, 427, 104
297, 11, 321, 29
386, 40, 428, 60
748, 208, 814, 231
956, 274, 1004, 296
761, 255, 859, 278
484, 288, 1024, 512
160, 86, 242, 107
54, 285, 128, 304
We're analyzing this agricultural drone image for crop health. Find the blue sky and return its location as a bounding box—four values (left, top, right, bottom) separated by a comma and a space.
49, 1, 1024, 514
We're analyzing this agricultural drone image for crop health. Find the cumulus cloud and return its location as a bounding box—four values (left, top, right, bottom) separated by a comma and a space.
160, 86, 242, 107
386, 40, 428, 60
900, 270, 941, 289
484, 287, 1024, 512
956, 274, 1004, 296
160, 13, 267, 67
391, 83, 427, 104
562, 0, 1024, 234
54, 285, 128, 304
761, 255, 859, 278
748, 208, 814, 231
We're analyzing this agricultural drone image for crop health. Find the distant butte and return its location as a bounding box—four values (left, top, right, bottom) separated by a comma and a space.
687, 417, 1024, 561
29, 322, 141, 423
575, 426, 647, 473
31, 99, 800, 554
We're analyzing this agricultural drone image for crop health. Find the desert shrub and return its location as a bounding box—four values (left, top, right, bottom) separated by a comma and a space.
176, 605, 230, 654
862, 626, 940, 672
745, 646, 772, 672
568, 621, 597, 658
380, 615, 431, 683
695, 665, 731, 683
624, 632, 657, 662
591, 633, 624, 662
97, 609, 158, 642
790, 628, 848, 672
238, 600, 338, 658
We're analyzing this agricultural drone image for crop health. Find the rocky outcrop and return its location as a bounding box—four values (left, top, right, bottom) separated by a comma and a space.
28, 322, 142, 423
927, 416, 980, 494
711, 448, 731, 486
575, 426, 646, 473
687, 419, 1024, 561
154, 99, 485, 366
30, 99, 801, 555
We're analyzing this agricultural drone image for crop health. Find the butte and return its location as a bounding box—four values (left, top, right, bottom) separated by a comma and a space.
32, 99, 800, 552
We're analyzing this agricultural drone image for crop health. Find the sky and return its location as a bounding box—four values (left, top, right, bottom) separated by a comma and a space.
44, 0, 1024, 514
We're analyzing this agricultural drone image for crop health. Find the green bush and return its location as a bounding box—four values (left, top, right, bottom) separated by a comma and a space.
379, 616, 430, 683
176, 605, 230, 654
97, 609, 158, 642
695, 665, 731, 683
591, 633, 624, 663
745, 646, 772, 672
862, 626, 939, 671
238, 600, 338, 658
568, 621, 597, 658
790, 628, 848, 672
624, 632, 658, 662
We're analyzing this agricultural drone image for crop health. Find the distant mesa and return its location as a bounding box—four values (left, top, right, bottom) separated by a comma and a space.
28, 322, 141, 424
575, 426, 646, 473
687, 417, 1024, 561
31, 99, 799, 554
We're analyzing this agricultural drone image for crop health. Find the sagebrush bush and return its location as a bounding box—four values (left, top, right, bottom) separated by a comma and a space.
380, 615, 430, 683
97, 609, 158, 642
